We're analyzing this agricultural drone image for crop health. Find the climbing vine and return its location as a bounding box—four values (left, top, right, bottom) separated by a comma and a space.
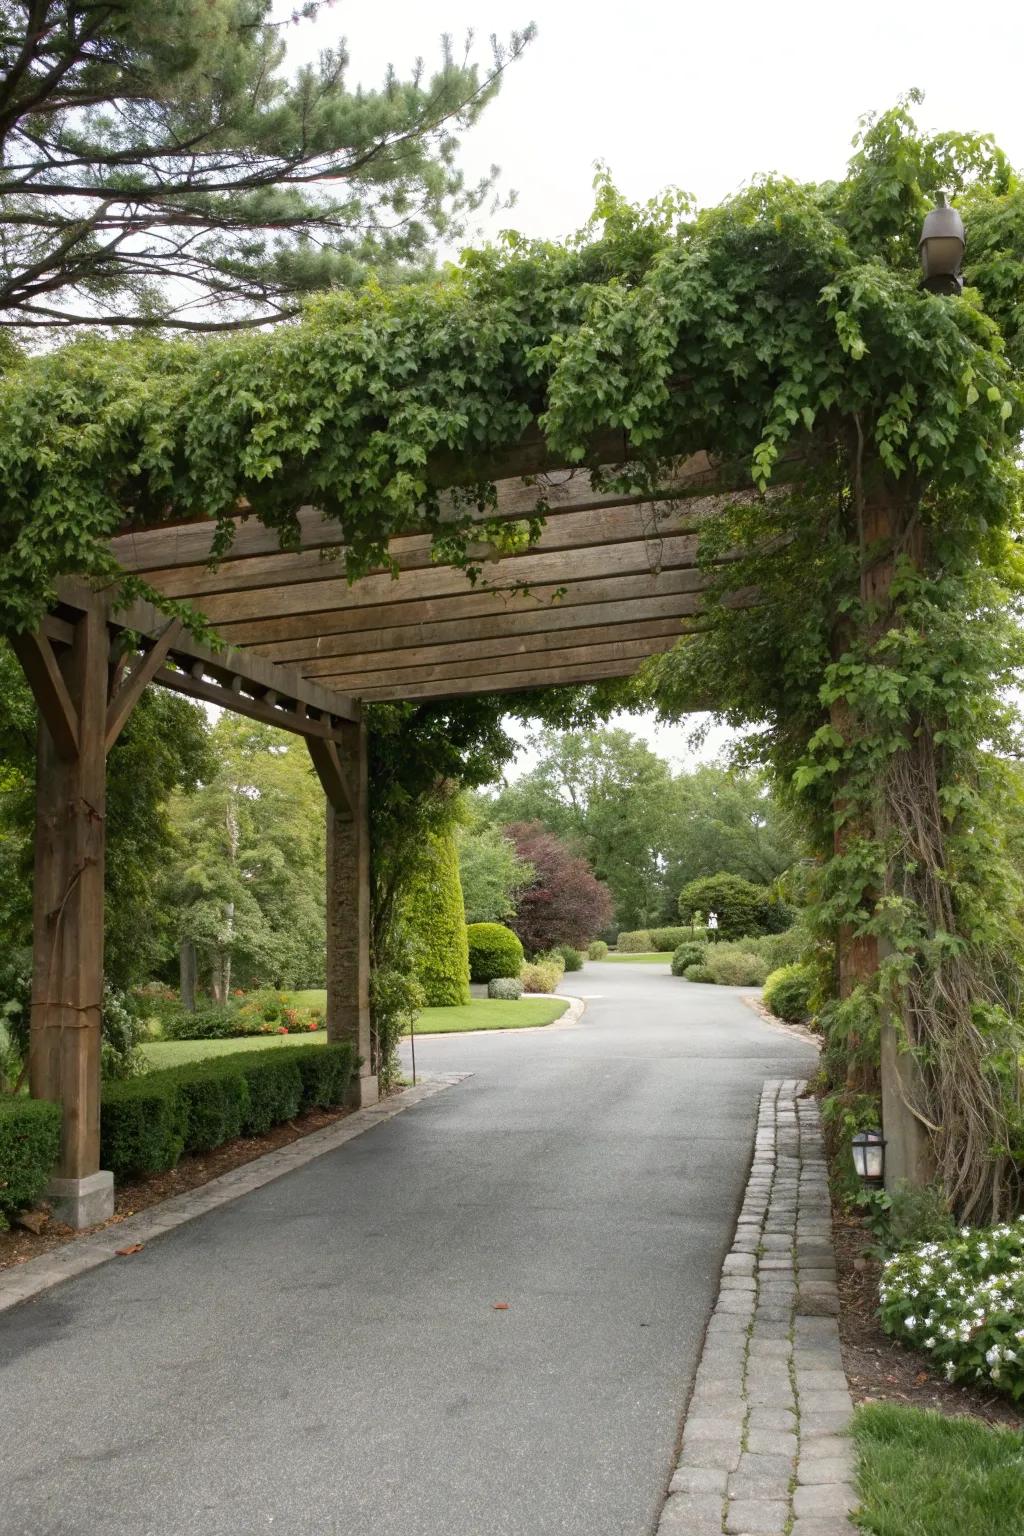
1, 95, 1023, 1210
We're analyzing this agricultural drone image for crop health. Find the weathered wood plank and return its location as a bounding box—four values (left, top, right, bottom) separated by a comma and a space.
130, 498, 716, 601
306, 617, 688, 680
104, 619, 183, 752
355, 657, 651, 702
257, 588, 706, 668
187, 533, 706, 626
226, 568, 712, 651
11, 630, 80, 760
323, 634, 678, 693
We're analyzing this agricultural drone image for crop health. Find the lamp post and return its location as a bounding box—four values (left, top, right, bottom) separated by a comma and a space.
851, 1127, 886, 1188
919, 192, 965, 295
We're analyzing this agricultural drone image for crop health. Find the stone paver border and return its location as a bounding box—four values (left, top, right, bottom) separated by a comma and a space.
658, 1079, 858, 1536
0, 1072, 468, 1316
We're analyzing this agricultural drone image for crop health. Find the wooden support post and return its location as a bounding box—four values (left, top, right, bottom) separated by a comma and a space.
320, 720, 377, 1106
25, 609, 113, 1226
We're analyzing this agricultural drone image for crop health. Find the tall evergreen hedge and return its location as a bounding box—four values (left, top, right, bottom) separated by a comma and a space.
403, 828, 471, 1006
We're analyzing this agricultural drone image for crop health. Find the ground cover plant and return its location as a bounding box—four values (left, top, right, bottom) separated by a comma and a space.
852, 1401, 1024, 1536
878, 1217, 1024, 1399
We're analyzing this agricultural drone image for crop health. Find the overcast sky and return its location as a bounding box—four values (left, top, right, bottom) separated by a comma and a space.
285, 1, 1024, 778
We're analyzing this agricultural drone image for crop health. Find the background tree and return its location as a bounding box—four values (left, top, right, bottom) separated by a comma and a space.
456, 810, 532, 924
677, 872, 792, 942
488, 727, 675, 928
164, 715, 327, 999
663, 765, 804, 907
0, 2, 532, 335
504, 820, 612, 955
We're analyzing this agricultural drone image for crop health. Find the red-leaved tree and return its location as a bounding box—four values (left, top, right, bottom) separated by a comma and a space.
503, 821, 612, 955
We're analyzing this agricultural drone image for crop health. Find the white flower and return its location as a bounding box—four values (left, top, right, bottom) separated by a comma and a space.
924, 1337, 935, 1349
945, 1362, 957, 1380
905, 1316, 917, 1331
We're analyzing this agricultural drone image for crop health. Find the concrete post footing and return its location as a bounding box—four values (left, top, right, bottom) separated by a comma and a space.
47, 1170, 114, 1229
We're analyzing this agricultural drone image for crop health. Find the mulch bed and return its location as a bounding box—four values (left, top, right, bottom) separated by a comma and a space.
833, 1202, 1023, 1429
0, 1100, 357, 1274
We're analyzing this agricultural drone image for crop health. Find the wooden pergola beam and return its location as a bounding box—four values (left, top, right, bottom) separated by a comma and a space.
354, 656, 655, 702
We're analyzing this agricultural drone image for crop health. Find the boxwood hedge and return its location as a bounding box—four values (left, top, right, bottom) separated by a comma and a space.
0, 1097, 62, 1226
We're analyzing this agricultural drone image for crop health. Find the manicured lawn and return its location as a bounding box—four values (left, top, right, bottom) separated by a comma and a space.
416, 998, 567, 1032
852, 1402, 1024, 1536
605, 952, 674, 964
142, 997, 568, 1067
141, 1031, 325, 1069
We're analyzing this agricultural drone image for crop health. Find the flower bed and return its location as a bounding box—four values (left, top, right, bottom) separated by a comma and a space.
879, 1218, 1024, 1400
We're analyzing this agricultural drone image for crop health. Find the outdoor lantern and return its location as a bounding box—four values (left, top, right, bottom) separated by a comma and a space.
851, 1127, 886, 1187
918, 193, 965, 295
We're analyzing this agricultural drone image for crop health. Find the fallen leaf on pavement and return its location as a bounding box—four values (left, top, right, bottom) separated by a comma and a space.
492, 1302, 509, 1310
115, 1244, 145, 1256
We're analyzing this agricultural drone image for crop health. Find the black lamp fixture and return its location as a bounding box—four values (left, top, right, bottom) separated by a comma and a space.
851, 1127, 886, 1187
919, 192, 966, 296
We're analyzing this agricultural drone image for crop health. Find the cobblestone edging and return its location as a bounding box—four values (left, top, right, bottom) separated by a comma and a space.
659, 1079, 858, 1536
0, 1073, 468, 1316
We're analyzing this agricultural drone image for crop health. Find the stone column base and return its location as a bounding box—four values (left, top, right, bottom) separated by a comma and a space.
48, 1170, 114, 1230
349, 1072, 379, 1108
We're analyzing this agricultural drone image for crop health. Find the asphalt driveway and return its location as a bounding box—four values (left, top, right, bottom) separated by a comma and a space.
0, 962, 816, 1536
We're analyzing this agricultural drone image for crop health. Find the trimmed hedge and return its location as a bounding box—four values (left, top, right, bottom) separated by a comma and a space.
649, 926, 694, 952
683, 962, 715, 983
467, 922, 525, 983
587, 939, 609, 960
705, 948, 770, 986
615, 929, 653, 952
0, 1098, 62, 1226
101, 1042, 356, 1178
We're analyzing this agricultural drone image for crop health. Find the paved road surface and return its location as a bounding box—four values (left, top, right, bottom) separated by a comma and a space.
0, 962, 816, 1536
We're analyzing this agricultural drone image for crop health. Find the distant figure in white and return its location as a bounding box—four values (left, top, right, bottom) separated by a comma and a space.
707, 911, 719, 942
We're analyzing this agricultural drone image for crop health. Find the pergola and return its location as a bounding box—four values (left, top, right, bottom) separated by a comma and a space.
14, 436, 744, 1226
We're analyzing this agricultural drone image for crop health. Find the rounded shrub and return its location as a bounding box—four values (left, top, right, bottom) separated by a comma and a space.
671, 941, 710, 976
587, 940, 609, 960
520, 960, 561, 993
488, 977, 524, 1000
466, 922, 525, 983
705, 948, 770, 986
555, 944, 583, 972
0, 1099, 62, 1226
763, 963, 816, 1022
683, 963, 715, 983
535, 949, 566, 977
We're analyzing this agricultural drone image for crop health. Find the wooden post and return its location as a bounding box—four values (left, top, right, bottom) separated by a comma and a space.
19, 609, 113, 1226
833, 465, 934, 1190
311, 721, 377, 1106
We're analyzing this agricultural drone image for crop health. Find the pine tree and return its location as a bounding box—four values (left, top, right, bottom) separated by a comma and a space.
0, 2, 532, 335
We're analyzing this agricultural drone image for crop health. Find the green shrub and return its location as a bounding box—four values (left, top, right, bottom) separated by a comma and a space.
763, 963, 816, 1021
751, 927, 806, 971
488, 977, 524, 1000
403, 828, 472, 1005
160, 1001, 249, 1041
0, 1098, 61, 1226
101, 1076, 189, 1177
520, 960, 561, 993
705, 948, 770, 986
683, 963, 715, 983
671, 942, 710, 976
649, 926, 693, 952
466, 922, 525, 983
536, 949, 566, 976
616, 929, 653, 952
233, 1052, 303, 1134
101, 986, 148, 1079
587, 940, 609, 960
555, 944, 583, 972
101, 1044, 354, 1178
294, 1041, 356, 1108
678, 873, 791, 940
879, 1217, 1024, 1399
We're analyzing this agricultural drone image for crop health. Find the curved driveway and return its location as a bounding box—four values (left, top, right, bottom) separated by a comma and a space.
0, 961, 816, 1536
